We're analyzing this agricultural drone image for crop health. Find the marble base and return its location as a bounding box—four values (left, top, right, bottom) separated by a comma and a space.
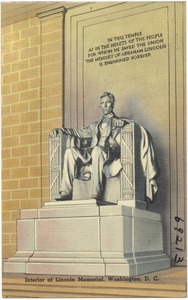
4, 200, 170, 276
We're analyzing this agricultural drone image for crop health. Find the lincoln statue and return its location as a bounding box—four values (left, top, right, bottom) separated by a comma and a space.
51, 92, 159, 203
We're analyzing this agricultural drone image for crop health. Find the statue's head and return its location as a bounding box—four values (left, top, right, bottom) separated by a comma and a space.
100, 92, 115, 115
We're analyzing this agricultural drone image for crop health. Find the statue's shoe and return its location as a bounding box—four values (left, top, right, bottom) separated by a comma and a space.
91, 195, 116, 206
91, 194, 102, 201
96, 199, 116, 206
55, 193, 72, 201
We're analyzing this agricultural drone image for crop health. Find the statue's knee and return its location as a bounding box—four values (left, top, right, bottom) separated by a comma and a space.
64, 147, 74, 158
92, 146, 102, 157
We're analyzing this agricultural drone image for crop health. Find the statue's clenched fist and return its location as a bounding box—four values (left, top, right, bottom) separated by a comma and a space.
112, 119, 125, 129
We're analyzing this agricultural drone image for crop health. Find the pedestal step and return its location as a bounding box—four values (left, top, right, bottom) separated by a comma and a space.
4, 201, 171, 276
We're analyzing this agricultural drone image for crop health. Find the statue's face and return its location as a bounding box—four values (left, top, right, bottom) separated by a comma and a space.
100, 96, 113, 115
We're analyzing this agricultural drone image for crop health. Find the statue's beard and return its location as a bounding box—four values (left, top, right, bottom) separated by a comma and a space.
102, 107, 113, 115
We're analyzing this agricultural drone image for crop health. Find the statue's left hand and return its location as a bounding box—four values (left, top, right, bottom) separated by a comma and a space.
112, 119, 125, 129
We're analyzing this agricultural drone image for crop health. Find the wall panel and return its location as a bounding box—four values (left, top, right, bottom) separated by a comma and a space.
64, 2, 186, 263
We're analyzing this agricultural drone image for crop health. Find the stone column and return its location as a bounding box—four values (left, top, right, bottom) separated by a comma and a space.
37, 7, 66, 205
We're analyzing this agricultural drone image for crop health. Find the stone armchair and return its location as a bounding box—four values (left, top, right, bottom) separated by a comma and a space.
49, 121, 155, 209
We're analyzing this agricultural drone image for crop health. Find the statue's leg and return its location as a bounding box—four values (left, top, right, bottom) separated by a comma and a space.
91, 146, 107, 200
58, 148, 81, 200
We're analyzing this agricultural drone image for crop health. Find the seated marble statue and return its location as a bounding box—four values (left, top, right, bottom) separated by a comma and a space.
51, 91, 159, 203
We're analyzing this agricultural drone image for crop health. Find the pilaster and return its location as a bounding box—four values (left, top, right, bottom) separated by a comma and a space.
37, 7, 66, 205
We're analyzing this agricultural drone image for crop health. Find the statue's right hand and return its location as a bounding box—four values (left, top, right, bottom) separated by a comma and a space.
50, 128, 63, 138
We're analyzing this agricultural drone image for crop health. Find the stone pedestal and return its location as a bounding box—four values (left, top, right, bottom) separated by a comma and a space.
4, 200, 170, 276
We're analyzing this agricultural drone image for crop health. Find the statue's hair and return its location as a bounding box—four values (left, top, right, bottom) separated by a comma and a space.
100, 92, 115, 106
